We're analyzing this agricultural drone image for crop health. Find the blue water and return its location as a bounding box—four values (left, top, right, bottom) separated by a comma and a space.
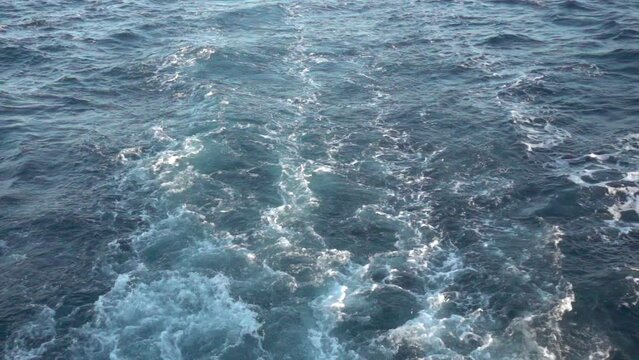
1, 0, 638, 359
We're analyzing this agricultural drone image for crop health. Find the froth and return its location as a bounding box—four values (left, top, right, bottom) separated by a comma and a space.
4, 306, 56, 360
76, 272, 261, 359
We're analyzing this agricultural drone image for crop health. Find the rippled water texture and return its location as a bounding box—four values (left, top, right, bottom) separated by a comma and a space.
1, 0, 638, 359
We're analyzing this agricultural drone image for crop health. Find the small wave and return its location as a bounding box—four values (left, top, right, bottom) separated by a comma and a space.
584, 49, 639, 74
110, 30, 146, 43
480, 33, 543, 47
559, 0, 596, 11
0, 45, 48, 68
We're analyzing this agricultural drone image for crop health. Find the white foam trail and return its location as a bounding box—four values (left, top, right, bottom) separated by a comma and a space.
511, 109, 571, 152
154, 46, 217, 87
78, 272, 261, 360
563, 133, 639, 229
116, 147, 143, 163
3, 306, 56, 360
499, 63, 615, 358
621, 274, 639, 308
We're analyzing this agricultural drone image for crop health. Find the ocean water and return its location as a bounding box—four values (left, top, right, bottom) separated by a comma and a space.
1, 0, 638, 359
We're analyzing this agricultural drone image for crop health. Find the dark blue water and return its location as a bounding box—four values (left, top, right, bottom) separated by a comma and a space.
1, 0, 638, 359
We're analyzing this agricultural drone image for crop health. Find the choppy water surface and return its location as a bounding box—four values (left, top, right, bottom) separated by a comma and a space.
1, 0, 638, 359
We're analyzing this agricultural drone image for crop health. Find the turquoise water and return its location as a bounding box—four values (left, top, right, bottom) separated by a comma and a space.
1, 1, 638, 359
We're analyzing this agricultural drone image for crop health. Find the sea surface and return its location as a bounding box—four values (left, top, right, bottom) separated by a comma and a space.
1, 0, 638, 359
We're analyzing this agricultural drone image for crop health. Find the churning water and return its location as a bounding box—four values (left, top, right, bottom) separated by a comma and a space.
1, 0, 638, 359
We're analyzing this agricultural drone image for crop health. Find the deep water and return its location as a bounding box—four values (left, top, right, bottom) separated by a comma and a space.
1, 0, 638, 359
